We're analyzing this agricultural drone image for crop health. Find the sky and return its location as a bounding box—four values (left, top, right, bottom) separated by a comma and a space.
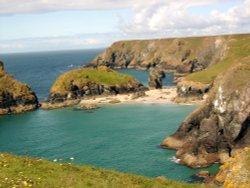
0, 0, 250, 53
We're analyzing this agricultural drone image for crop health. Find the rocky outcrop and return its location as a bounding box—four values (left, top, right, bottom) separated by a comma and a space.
174, 78, 211, 103
45, 67, 146, 108
80, 103, 98, 110
161, 63, 250, 168
148, 68, 165, 89
0, 61, 39, 115
86, 35, 230, 74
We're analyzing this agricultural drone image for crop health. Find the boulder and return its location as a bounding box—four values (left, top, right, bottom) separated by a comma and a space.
109, 99, 121, 104
196, 171, 210, 178
80, 103, 98, 110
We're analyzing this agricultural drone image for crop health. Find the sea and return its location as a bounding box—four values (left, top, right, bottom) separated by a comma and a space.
0, 49, 218, 182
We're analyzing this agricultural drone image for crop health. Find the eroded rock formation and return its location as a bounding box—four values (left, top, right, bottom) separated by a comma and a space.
148, 68, 165, 89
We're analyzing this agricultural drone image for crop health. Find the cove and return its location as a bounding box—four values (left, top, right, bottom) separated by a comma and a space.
0, 103, 218, 182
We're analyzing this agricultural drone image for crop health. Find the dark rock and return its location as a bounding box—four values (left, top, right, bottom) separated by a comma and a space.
148, 68, 165, 89
0, 60, 4, 71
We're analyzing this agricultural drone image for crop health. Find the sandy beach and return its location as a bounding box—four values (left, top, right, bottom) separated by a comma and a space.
80, 87, 177, 105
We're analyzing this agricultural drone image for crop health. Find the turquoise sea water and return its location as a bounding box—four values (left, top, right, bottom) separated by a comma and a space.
0, 50, 218, 182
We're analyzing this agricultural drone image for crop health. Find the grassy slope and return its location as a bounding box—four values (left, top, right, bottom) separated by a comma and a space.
51, 68, 136, 94
186, 34, 250, 84
0, 153, 214, 188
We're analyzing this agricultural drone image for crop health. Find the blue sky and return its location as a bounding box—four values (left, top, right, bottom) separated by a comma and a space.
0, 0, 249, 53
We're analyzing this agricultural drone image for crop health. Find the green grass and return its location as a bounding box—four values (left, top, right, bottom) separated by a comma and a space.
51, 68, 136, 93
186, 36, 250, 84
0, 153, 214, 188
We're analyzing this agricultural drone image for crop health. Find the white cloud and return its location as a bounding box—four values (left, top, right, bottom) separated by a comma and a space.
0, 0, 250, 53
122, 0, 250, 37
0, 0, 136, 15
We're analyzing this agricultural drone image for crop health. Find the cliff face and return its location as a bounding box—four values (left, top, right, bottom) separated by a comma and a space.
0, 61, 39, 115
87, 35, 231, 72
47, 67, 145, 103
161, 63, 250, 168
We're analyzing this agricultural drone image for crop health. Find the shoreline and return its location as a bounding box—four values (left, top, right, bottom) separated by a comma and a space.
79, 87, 178, 105
41, 87, 203, 110
79, 87, 203, 106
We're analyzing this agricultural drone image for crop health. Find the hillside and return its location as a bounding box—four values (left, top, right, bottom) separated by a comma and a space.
0, 61, 38, 115
0, 153, 213, 188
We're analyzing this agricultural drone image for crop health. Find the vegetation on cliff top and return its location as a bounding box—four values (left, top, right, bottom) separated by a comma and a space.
95, 35, 218, 68
186, 34, 250, 84
0, 153, 214, 188
50, 67, 137, 94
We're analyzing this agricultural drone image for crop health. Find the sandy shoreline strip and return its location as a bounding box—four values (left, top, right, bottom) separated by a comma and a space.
80, 87, 177, 105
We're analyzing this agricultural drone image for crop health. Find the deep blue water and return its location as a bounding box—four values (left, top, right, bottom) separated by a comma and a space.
1, 49, 103, 100
0, 49, 218, 182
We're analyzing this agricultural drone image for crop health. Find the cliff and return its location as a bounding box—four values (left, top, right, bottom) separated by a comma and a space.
161, 62, 250, 168
175, 33, 250, 102
0, 61, 38, 115
86, 35, 229, 72
45, 67, 145, 107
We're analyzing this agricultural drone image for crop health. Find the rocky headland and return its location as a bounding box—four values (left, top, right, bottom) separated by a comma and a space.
0, 61, 39, 115
41, 66, 147, 109
161, 34, 250, 169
